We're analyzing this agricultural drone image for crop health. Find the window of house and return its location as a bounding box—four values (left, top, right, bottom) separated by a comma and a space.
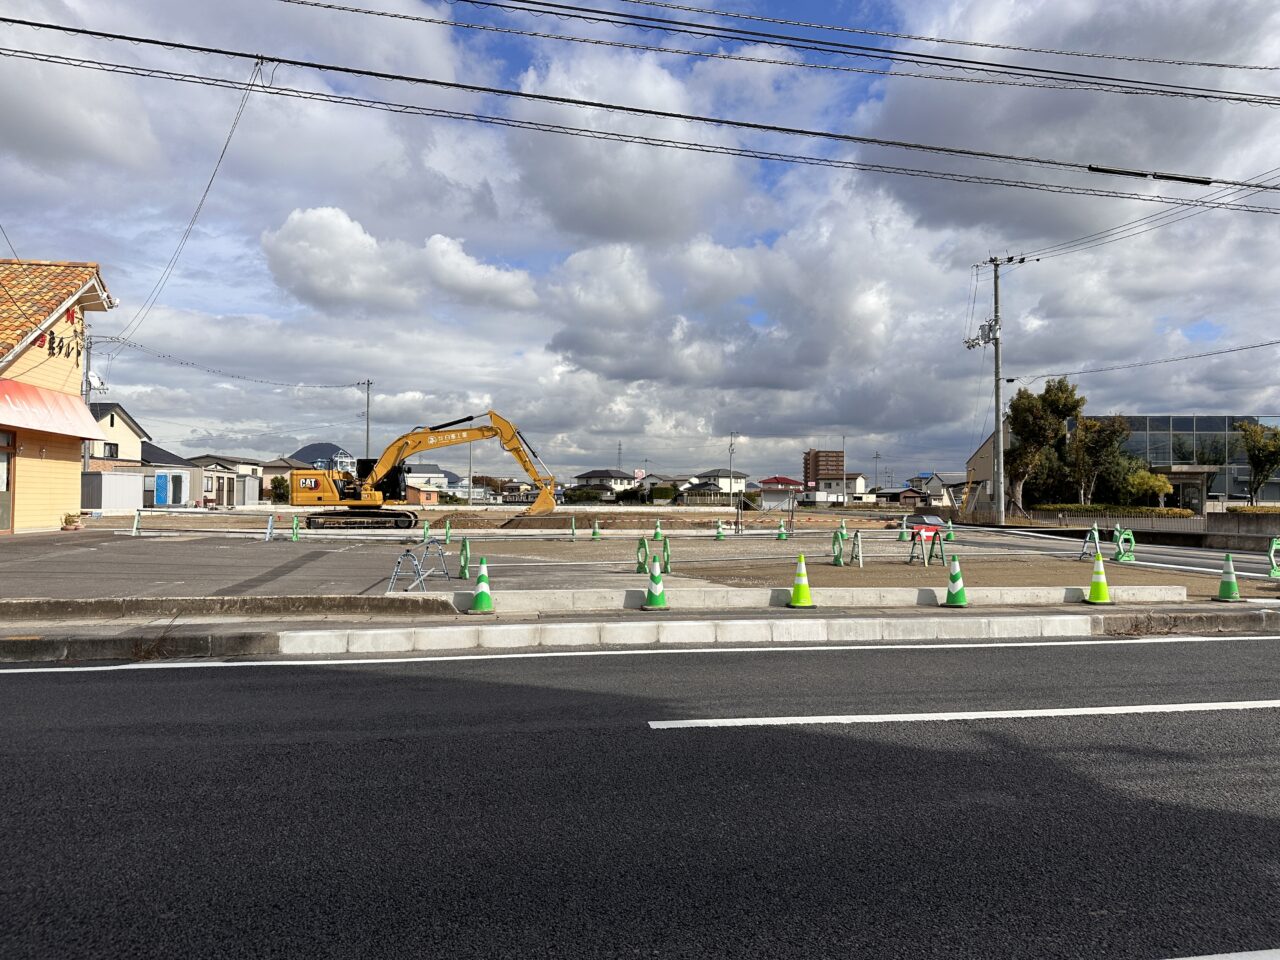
109, 414, 116, 428
204, 477, 214, 493
103, 442, 119, 459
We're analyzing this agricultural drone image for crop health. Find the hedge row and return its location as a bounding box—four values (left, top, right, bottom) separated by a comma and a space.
1226, 506, 1280, 514
1032, 504, 1196, 518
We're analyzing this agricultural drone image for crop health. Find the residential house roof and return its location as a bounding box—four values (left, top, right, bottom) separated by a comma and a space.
927, 471, 969, 486
141, 441, 197, 467
575, 469, 633, 480
695, 468, 748, 479
88, 402, 152, 441
188, 455, 243, 472
681, 481, 724, 494
262, 456, 312, 469
759, 475, 803, 486
291, 442, 354, 465
0, 260, 113, 364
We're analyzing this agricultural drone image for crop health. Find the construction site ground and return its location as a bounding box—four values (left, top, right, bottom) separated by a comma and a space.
4, 525, 1277, 602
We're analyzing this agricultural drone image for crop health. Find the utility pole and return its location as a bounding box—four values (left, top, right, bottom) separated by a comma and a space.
873, 450, 881, 491
728, 431, 738, 531
617, 441, 622, 471
81, 327, 93, 471
841, 434, 847, 510
362, 380, 372, 460
965, 255, 1022, 526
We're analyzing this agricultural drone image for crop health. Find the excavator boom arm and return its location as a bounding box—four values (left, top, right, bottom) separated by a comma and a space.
360, 411, 557, 514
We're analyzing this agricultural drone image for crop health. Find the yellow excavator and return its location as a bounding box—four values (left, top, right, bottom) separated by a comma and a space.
289, 409, 556, 528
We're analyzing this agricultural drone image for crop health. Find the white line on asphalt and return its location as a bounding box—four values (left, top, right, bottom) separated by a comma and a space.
1, 634, 1278, 675
1160, 950, 1280, 960
648, 699, 1280, 729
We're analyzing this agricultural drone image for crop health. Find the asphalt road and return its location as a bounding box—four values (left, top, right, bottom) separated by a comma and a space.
3, 635, 1280, 959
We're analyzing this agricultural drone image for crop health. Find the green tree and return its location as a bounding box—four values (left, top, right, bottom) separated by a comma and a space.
1006, 377, 1085, 511
564, 487, 604, 504
1236, 421, 1280, 505
1126, 468, 1173, 507
1065, 415, 1131, 505
270, 475, 289, 503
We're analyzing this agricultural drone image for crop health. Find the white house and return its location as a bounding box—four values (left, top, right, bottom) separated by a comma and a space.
689, 468, 748, 494
574, 469, 637, 492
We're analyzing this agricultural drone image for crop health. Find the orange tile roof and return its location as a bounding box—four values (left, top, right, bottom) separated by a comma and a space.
0, 259, 109, 361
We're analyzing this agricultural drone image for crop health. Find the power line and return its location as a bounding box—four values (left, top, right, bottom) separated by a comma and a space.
109, 58, 262, 357
13, 16, 1280, 193
418, 0, 1280, 105
4, 46, 1280, 216
1021, 337, 1280, 381
277, 0, 1269, 103
611, 0, 1280, 72
97, 335, 365, 389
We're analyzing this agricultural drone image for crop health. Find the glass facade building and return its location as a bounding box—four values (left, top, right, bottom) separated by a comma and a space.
1067, 415, 1280, 503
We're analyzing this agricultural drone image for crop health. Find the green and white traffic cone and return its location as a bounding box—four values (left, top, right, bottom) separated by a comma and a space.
944, 554, 968, 608
591, 518, 601, 541
1215, 554, 1243, 602
444, 519, 452, 544
466, 557, 494, 615
1084, 553, 1112, 605
715, 518, 725, 541
897, 515, 909, 542
944, 519, 956, 542
839, 519, 849, 541
787, 554, 815, 608
652, 519, 664, 543
642, 555, 668, 610
776, 519, 788, 541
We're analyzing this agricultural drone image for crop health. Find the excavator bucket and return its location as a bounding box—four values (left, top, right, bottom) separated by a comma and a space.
524, 486, 558, 517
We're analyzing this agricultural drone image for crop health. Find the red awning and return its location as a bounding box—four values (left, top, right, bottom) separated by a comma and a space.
0, 378, 106, 440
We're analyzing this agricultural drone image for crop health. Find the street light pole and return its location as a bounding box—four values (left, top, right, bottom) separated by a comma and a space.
728, 431, 738, 532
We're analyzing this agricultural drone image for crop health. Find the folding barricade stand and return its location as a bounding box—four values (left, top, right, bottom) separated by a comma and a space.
907, 527, 945, 566
386, 538, 452, 593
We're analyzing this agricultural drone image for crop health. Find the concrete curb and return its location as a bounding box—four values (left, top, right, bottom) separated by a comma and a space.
0, 585, 1186, 622
2, 608, 1276, 664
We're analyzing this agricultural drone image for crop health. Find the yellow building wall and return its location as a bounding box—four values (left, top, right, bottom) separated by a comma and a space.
91, 413, 144, 461
12, 429, 82, 532
3, 308, 84, 396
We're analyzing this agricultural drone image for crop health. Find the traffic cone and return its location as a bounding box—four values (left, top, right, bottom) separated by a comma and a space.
591, 518, 601, 541
944, 554, 968, 608
715, 518, 725, 541
944, 519, 956, 542
839, 519, 849, 541
1083, 552, 1111, 605
642, 555, 668, 610
1215, 554, 1243, 602
652, 519, 664, 542
787, 554, 815, 608
776, 519, 788, 541
897, 515, 909, 542
466, 557, 494, 615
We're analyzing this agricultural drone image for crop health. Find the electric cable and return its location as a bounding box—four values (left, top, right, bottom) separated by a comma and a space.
415, 0, 1280, 104
3, 47, 1279, 215
611, 0, 1280, 72
96, 335, 366, 389
276, 0, 1274, 101
107, 58, 262, 359
1021, 336, 1280, 381
9, 16, 1280, 191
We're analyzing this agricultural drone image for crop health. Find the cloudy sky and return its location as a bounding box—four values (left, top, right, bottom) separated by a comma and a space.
3, 0, 1280, 485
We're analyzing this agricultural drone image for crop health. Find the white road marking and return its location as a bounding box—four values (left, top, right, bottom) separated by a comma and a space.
649, 699, 1280, 729
1161, 951, 1280, 960
0, 633, 1277, 675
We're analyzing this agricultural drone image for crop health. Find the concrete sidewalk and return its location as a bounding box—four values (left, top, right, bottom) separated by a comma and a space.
2, 603, 1276, 665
